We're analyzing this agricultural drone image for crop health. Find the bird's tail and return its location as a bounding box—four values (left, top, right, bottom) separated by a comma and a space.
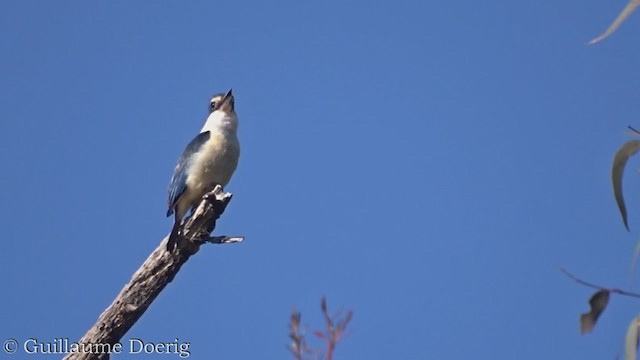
166, 219, 181, 251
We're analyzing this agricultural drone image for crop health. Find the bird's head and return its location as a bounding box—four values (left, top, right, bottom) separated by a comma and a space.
209, 89, 235, 114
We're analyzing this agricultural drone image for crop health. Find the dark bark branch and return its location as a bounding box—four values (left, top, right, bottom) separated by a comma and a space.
62, 186, 243, 360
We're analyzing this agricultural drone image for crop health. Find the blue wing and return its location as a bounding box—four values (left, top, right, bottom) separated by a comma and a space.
167, 131, 211, 217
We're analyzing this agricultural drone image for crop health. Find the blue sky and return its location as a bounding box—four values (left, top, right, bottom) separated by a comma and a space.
3, 1, 640, 359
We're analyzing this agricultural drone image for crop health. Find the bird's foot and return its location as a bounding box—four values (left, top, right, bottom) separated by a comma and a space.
202, 185, 224, 202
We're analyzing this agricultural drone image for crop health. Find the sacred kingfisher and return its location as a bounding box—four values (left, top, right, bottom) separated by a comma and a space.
166, 89, 240, 250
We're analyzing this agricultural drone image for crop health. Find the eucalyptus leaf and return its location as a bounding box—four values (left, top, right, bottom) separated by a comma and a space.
580, 290, 610, 334
590, 0, 640, 44
612, 140, 640, 230
625, 316, 640, 360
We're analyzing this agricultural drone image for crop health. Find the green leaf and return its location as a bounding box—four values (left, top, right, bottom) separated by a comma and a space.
612, 140, 640, 230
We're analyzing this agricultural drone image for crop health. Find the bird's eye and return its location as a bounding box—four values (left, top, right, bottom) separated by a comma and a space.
210, 101, 217, 110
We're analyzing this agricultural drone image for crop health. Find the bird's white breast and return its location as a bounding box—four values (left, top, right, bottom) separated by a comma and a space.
186, 111, 240, 196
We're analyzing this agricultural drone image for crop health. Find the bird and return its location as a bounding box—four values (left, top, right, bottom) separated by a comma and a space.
166, 89, 240, 251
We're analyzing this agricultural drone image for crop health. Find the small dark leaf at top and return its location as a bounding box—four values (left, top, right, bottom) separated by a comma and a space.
612, 140, 640, 230
580, 290, 610, 334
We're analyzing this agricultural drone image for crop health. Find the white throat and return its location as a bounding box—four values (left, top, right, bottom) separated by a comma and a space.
201, 110, 238, 134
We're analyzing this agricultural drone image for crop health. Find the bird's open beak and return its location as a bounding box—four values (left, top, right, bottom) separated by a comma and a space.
218, 89, 234, 113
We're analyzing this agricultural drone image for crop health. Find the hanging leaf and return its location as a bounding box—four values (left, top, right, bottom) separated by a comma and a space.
580, 290, 610, 334
612, 140, 640, 230
625, 316, 640, 360
631, 241, 640, 280
589, 0, 640, 44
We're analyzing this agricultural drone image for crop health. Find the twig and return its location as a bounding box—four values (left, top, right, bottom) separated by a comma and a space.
288, 309, 307, 360
320, 297, 352, 360
628, 125, 640, 136
558, 265, 640, 298
62, 186, 242, 360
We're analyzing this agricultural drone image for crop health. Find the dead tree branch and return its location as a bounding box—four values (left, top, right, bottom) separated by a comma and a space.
62, 185, 243, 360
